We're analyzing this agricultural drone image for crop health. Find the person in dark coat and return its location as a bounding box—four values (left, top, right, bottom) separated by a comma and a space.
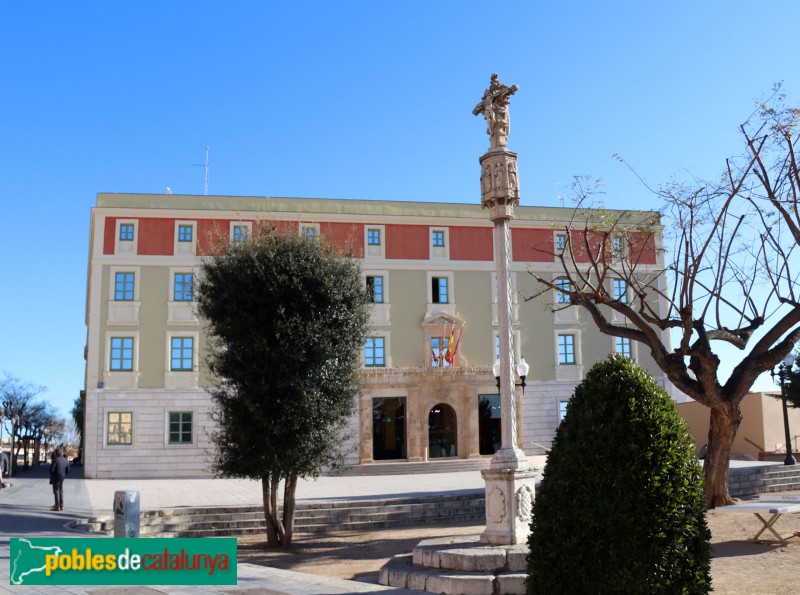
0, 450, 9, 487
48, 448, 70, 511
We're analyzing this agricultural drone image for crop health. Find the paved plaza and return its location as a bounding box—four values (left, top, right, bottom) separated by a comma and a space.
0, 460, 531, 595
0, 456, 780, 594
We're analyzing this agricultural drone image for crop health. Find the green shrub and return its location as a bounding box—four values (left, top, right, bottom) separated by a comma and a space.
527, 354, 711, 594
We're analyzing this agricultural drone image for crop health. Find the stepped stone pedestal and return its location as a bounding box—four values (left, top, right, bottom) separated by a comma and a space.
380, 534, 528, 595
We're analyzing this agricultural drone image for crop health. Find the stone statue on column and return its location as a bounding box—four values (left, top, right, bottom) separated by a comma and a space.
474, 73, 536, 546
473, 73, 519, 151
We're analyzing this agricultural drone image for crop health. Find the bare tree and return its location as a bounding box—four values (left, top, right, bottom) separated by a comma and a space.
0, 372, 48, 472
528, 91, 800, 507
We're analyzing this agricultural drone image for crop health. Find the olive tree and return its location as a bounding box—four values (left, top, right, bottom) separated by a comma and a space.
529, 91, 800, 507
196, 225, 370, 547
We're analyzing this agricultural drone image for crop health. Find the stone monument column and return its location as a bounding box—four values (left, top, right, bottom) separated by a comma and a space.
473, 73, 537, 545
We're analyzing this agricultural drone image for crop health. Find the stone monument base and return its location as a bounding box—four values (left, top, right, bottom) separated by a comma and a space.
480, 467, 537, 545
379, 534, 528, 595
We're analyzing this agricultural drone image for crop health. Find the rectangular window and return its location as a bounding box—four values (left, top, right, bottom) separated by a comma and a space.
432, 230, 445, 247
365, 337, 385, 367
367, 228, 381, 246
114, 272, 135, 301
119, 224, 134, 241
173, 273, 194, 302
431, 337, 451, 368
178, 225, 193, 242
110, 337, 133, 371
232, 225, 248, 243
169, 412, 193, 444
559, 401, 569, 422
612, 235, 625, 255
557, 334, 575, 365
170, 337, 194, 371
366, 275, 384, 303
301, 225, 316, 239
555, 233, 567, 254
613, 279, 628, 304
555, 277, 571, 304
615, 336, 632, 358
107, 412, 132, 445
432, 277, 448, 303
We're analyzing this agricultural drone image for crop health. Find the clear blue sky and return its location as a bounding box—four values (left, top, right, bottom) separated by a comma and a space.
1, 1, 797, 417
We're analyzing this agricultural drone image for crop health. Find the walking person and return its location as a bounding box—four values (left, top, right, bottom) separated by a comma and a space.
0, 450, 9, 488
48, 448, 70, 511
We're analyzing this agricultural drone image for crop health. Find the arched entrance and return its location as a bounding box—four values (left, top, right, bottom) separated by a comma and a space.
428, 403, 457, 458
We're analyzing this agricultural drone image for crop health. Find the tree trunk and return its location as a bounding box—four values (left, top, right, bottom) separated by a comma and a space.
704, 406, 740, 508
282, 475, 298, 548
261, 474, 281, 547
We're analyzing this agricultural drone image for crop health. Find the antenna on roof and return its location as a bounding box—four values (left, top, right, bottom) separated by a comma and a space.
193, 146, 210, 195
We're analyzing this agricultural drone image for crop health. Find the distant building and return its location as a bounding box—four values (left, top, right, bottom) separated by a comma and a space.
82, 193, 670, 479
678, 392, 800, 460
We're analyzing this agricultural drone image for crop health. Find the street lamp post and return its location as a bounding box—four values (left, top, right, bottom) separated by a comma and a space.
771, 353, 796, 466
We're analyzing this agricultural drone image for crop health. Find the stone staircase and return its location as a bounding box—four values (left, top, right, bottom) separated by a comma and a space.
729, 464, 800, 497
332, 458, 492, 476
72, 491, 486, 538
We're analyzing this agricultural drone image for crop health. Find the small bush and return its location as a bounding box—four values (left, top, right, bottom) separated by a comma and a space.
527, 355, 711, 594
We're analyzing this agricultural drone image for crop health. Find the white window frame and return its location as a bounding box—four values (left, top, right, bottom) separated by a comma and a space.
364, 225, 386, 259
559, 400, 569, 422
363, 331, 391, 368
165, 330, 200, 389
103, 331, 140, 389
556, 333, 577, 365
230, 221, 253, 243
554, 232, 567, 256
174, 220, 197, 257
105, 410, 134, 447
107, 266, 141, 325
115, 219, 139, 255
430, 227, 450, 260
555, 329, 583, 382
611, 234, 626, 258
300, 222, 320, 239
426, 271, 455, 317
166, 410, 195, 446
614, 335, 636, 360
554, 276, 571, 304
168, 267, 200, 325
611, 278, 629, 323
364, 270, 391, 326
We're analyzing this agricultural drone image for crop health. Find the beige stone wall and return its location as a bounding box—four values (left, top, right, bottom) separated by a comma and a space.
678, 392, 800, 458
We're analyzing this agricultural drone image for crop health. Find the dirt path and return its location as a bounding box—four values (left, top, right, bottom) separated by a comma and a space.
238, 506, 800, 593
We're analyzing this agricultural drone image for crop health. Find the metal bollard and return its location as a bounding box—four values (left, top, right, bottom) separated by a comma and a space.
113, 490, 140, 538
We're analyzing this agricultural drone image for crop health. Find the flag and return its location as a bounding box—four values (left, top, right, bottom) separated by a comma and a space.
444, 325, 456, 364
438, 325, 446, 366
451, 327, 464, 366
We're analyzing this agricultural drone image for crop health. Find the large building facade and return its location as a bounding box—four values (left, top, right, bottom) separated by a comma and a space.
83, 193, 669, 479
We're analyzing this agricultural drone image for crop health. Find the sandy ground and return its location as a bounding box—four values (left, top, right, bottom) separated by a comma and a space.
238, 502, 800, 594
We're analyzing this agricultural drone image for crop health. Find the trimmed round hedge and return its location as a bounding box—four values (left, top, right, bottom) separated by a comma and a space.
527, 354, 711, 594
